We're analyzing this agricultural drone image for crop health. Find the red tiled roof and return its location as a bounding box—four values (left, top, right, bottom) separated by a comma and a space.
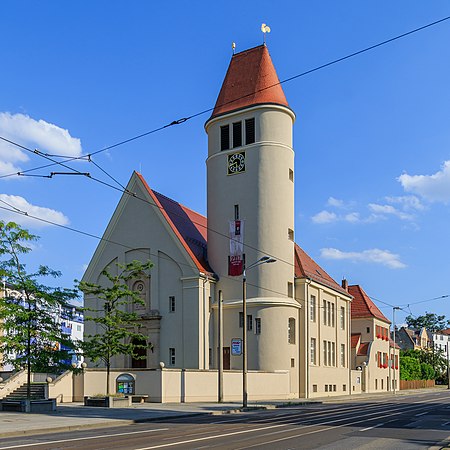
348, 285, 390, 324
358, 342, 370, 356
294, 244, 350, 296
136, 173, 212, 275
441, 328, 450, 336
351, 333, 361, 349
210, 45, 289, 119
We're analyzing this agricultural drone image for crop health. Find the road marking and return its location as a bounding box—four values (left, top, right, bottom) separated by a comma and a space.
0, 428, 169, 449
442, 421, 450, 426
360, 423, 384, 432
415, 412, 428, 417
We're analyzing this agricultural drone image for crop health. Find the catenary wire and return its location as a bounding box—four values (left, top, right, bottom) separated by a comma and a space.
0, 14, 449, 180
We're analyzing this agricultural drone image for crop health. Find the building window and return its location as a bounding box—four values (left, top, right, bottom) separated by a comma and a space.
310, 295, 316, 322
327, 301, 332, 326
323, 300, 327, 325
221, 125, 230, 151
313, 384, 318, 392
288, 228, 294, 241
291, 358, 295, 368
310, 338, 316, 364
288, 317, 296, 344
239, 312, 244, 328
169, 296, 176, 313
343, 384, 347, 392
366, 327, 370, 333
234, 204, 239, 220
323, 340, 328, 366
287, 282, 294, 298
331, 303, 335, 327
169, 348, 176, 366
341, 344, 345, 367
255, 318, 261, 335
247, 314, 253, 331
340, 306, 345, 329
76, 325, 82, 332
328, 341, 332, 366
325, 384, 328, 392
233, 122, 242, 148
289, 168, 294, 182
245, 118, 255, 144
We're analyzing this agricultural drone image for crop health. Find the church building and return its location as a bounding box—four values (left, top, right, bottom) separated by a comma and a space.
82, 44, 353, 400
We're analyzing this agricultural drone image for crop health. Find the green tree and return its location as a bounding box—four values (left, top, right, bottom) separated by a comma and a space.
420, 362, 435, 380
79, 260, 153, 395
400, 356, 421, 380
0, 221, 78, 400
405, 312, 450, 332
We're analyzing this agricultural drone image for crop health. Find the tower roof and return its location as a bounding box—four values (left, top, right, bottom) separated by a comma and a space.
210, 45, 289, 119
348, 284, 390, 323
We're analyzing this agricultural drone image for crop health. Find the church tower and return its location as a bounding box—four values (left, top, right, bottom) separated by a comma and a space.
205, 45, 299, 374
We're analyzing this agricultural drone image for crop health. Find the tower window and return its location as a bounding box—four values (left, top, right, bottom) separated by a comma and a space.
287, 282, 293, 298
288, 228, 294, 241
288, 317, 296, 344
234, 204, 239, 220
221, 125, 230, 151
245, 118, 255, 144
233, 122, 242, 148
289, 169, 294, 182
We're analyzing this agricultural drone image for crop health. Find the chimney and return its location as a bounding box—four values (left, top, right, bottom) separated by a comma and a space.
341, 279, 348, 291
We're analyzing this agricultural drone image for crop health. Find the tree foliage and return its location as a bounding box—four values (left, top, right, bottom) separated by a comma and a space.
405, 312, 450, 332
79, 259, 153, 395
400, 356, 421, 380
0, 221, 78, 398
400, 348, 446, 380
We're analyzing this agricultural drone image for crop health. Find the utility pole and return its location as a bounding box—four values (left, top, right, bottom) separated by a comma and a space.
447, 342, 450, 390
393, 306, 401, 395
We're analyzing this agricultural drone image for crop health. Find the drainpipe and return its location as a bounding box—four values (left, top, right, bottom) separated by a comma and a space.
305, 278, 312, 399
200, 274, 209, 370
218, 290, 223, 402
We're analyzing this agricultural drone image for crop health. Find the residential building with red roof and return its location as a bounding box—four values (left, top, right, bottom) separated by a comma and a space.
349, 284, 399, 393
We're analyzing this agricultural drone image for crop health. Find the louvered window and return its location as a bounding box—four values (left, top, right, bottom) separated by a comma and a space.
233, 122, 242, 148
220, 125, 230, 151
245, 118, 255, 144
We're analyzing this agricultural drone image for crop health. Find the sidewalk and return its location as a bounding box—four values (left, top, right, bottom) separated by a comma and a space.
0, 387, 445, 439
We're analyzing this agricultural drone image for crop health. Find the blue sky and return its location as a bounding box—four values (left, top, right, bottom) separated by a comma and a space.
1, 1, 449, 324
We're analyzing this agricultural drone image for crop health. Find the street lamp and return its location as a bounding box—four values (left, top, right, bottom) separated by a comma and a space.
242, 256, 276, 408
393, 306, 401, 395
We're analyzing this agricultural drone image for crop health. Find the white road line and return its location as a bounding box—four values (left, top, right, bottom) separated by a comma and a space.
0, 428, 169, 449
360, 423, 384, 432
136, 400, 438, 450
415, 411, 428, 417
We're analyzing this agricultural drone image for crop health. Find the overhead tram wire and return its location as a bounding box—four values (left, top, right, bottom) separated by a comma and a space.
0, 203, 304, 302
1, 16, 449, 274
1, 13, 449, 180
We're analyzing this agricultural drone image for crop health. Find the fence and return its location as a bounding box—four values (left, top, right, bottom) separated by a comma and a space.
400, 379, 435, 390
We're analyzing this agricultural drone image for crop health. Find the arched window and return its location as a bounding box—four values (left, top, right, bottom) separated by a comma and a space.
288, 318, 296, 344
116, 373, 135, 395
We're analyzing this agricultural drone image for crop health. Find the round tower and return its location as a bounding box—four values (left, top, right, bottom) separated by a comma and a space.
205, 45, 295, 302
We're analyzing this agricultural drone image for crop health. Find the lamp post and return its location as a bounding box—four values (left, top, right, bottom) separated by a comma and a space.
242, 256, 276, 408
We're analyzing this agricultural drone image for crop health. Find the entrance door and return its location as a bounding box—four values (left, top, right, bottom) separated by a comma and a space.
223, 347, 230, 370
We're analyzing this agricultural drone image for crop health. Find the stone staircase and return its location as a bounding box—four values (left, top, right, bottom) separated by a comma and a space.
4, 383, 46, 400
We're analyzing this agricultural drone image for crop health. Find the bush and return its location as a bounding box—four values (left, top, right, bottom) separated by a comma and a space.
400, 356, 421, 380
421, 363, 435, 380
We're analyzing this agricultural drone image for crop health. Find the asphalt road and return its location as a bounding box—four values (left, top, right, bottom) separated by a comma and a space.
1, 390, 450, 449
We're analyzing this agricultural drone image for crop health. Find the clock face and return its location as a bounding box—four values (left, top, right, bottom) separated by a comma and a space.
227, 152, 245, 175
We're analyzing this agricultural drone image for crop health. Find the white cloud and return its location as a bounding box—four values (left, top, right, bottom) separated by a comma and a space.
320, 247, 406, 269
385, 195, 424, 211
398, 161, 450, 203
311, 210, 338, 224
344, 212, 360, 223
0, 194, 69, 228
0, 112, 82, 175
368, 203, 414, 221
327, 197, 344, 208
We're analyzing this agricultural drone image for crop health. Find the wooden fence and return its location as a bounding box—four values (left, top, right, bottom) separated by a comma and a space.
400, 379, 435, 390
